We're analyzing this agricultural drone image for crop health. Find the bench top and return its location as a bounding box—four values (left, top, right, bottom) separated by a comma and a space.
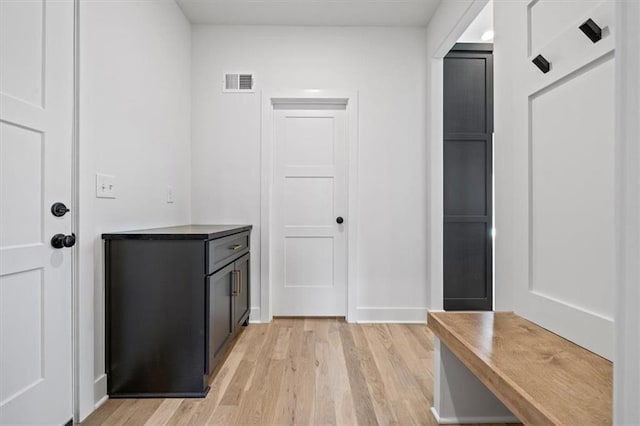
428, 311, 612, 425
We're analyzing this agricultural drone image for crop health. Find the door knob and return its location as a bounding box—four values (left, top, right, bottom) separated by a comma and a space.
336, 216, 344, 224
51, 202, 70, 217
51, 233, 76, 249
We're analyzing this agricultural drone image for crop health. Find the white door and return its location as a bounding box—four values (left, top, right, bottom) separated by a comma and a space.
272, 107, 347, 316
0, 0, 74, 424
497, 0, 615, 358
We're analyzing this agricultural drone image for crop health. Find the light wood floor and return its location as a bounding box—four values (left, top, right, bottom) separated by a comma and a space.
83, 318, 517, 425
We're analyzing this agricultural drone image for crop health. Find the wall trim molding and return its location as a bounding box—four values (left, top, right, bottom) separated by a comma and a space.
271, 97, 349, 107
249, 307, 262, 323
94, 394, 108, 410
260, 89, 359, 323
614, 1, 640, 423
430, 407, 519, 425
356, 307, 428, 323
93, 374, 107, 407
427, 0, 490, 313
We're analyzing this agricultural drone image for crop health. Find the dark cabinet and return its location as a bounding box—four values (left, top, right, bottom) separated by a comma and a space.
103, 225, 252, 398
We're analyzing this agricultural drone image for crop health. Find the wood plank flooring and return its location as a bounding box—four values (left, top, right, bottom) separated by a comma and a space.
83, 318, 518, 425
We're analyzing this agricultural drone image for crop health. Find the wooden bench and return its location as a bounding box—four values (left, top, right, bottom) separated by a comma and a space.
428, 311, 612, 425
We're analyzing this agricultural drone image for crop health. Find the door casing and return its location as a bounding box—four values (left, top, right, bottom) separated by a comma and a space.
260, 90, 359, 323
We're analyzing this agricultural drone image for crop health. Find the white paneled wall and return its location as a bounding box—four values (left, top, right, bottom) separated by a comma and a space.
190, 26, 429, 323
494, 0, 615, 359
78, 0, 191, 419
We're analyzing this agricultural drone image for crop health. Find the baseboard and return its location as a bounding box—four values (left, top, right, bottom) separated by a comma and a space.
94, 374, 107, 407
430, 407, 519, 425
94, 394, 108, 410
356, 307, 428, 323
249, 306, 262, 323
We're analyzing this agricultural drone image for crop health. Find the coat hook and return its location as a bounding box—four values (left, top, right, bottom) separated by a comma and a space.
532, 54, 551, 74
579, 18, 603, 43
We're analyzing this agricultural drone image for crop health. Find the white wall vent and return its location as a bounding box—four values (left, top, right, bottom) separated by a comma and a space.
223, 73, 255, 93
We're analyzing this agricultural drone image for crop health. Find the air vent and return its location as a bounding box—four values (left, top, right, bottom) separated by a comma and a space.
223, 73, 254, 93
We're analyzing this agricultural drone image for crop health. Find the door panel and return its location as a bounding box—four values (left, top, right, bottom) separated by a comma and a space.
530, 56, 614, 318
273, 108, 347, 316
528, 0, 595, 55
444, 223, 489, 302
444, 140, 488, 216
284, 177, 334, 226
443, 47, 493, 311
0, 0, 74, 423
443, 58, 488, 134
233, 254, 249, 328
208, 264, 232, 369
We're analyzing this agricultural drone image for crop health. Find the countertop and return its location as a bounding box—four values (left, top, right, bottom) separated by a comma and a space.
102, 224, 252, 240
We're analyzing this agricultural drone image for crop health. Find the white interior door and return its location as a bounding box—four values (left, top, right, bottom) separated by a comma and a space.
503, 0, 615, 359
0, 0, 74, 423
272, 106, 347, 316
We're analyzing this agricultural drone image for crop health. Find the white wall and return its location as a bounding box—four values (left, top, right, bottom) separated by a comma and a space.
493, 0, 615, 359
77, 0, 191, 419
190, 25, 429, 322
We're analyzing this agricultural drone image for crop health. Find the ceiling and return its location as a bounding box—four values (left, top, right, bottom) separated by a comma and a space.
458, 0, 493, 43
176, 0, 442, 26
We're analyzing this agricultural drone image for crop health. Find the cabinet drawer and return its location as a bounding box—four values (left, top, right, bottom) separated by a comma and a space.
207, 231, 250, 274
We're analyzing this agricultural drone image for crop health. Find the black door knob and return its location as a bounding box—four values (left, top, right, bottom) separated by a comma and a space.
51, 233, 76, 249
336, 216, 344, 224
51, 202, 70, 217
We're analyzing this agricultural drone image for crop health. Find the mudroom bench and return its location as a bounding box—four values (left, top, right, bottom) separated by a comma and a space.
428, 311, 612, 425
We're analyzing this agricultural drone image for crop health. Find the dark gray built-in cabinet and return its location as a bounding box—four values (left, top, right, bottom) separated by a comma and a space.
102, 225, 251, 398
443, 43, 493, 311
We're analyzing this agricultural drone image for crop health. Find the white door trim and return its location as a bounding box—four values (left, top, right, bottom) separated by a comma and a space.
260, 89, 359, 323
427, 0, 489, 312
614, 1, 640, 423
72, 0, 81, 422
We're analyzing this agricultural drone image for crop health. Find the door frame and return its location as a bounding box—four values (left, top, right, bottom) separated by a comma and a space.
71, 0, 81, 422
260, 90, 359, 323
442, 43, 494, 311
614, 1, 640, 422
427, 0, 489, 313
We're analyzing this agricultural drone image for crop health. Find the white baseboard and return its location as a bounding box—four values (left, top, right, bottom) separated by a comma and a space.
430, 407, 519, 425
94, 394, 108, 410
356, 307, 428, 323
94, 374, 107, 407
250, 306, 427, 323
249, 306, 262, 323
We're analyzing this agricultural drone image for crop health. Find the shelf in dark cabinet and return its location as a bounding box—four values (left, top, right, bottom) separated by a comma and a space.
103, 225, 252, 398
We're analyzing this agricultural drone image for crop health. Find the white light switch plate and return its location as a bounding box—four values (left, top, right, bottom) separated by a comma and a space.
96, 173, 116, 198
167, 185, 175, 203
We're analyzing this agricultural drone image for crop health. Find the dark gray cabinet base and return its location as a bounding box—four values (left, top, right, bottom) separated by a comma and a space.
103, 225, 252, 398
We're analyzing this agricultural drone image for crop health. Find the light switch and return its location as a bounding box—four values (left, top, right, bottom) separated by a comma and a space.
96, 173, 116, 198
167, 185, 175, 203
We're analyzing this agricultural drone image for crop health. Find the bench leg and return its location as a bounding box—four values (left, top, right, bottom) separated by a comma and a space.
431, 338, 519, 424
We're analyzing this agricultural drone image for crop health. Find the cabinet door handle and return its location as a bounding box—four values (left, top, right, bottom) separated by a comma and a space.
231, 271, 239, 296
238, 270, 242, 295
230, 244, 243, 251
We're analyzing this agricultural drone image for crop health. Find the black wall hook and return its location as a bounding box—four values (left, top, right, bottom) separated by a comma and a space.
532, 54, 551, 73
579, 18, 603, 43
